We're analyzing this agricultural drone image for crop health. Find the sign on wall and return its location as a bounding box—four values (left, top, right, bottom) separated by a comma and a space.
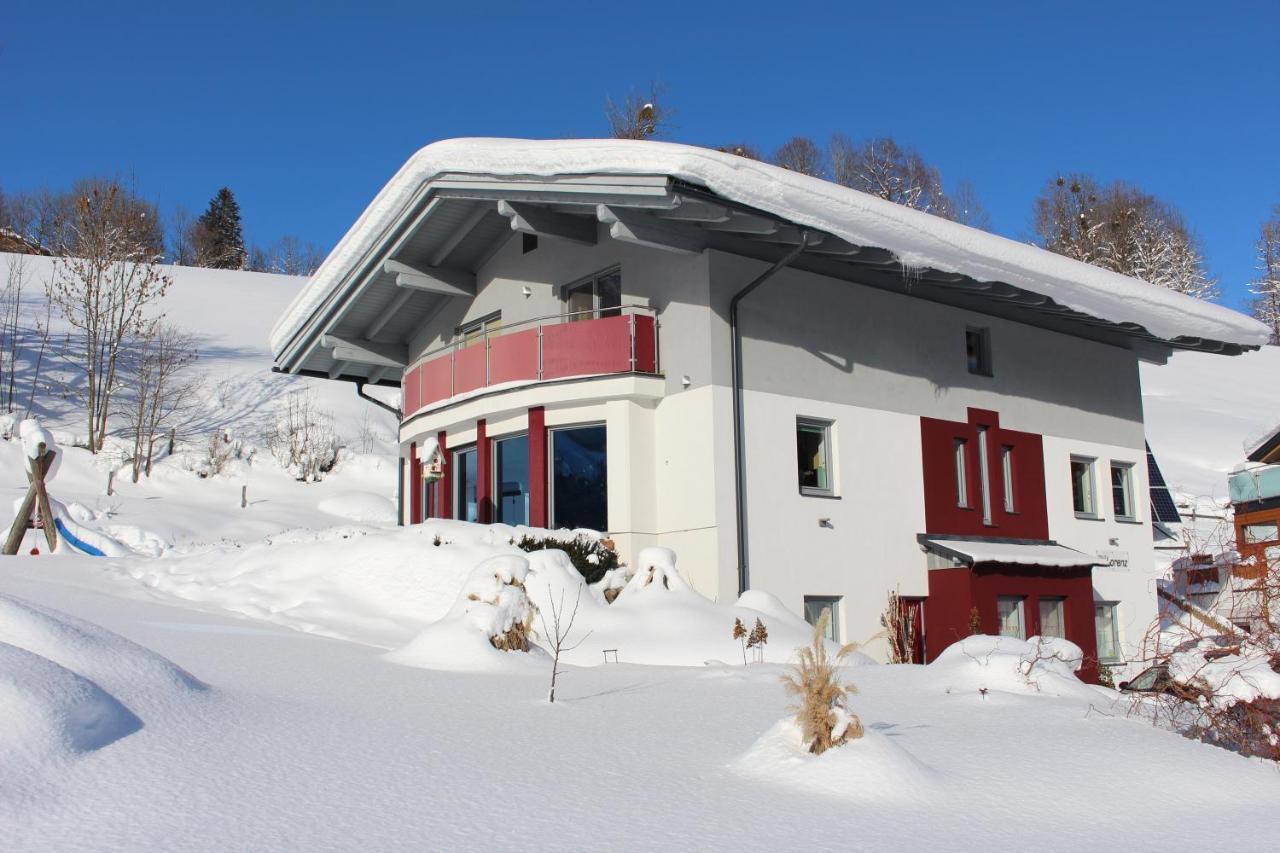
1096, 549, 1130, 570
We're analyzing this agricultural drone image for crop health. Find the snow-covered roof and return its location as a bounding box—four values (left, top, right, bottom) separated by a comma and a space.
921, 537, 1102, 568
271, 138, 1270, 373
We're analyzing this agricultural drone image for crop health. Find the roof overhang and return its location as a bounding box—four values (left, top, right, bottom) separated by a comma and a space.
271, 139, 1272, 384
919, 534, 1103, 569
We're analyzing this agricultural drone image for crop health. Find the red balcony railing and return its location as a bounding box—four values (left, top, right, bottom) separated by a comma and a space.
402, 305, 659, 417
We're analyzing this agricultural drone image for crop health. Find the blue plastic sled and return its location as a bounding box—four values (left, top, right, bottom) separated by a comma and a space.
54, 517, 107, 557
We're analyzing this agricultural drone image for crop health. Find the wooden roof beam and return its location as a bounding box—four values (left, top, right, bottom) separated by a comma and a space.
597, 205, 706, 255
384, 259, 474, 297
497, 200, 597, 245
320, 334, 408, 369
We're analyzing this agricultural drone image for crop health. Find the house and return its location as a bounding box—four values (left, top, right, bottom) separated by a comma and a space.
1231, 421, 1280, 567
270, 139, 1271, 680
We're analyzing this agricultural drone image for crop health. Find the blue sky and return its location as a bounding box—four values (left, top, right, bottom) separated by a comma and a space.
3, 1, 1276, 310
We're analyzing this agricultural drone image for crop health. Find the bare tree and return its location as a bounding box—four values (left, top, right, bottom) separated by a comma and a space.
265, 389, 340, 481
772, 137, 825, 177
45, 182, 172, 452
1033, 174, 1217, 300
605, 84, 671, 140
248, 235, 327, 276
1250, 209, 1280, 344
716, 142, 762, 160
1, 255, 27, 412
168, 204, 198, 266
950, 181, 992, 231
538, 584, 590, 703
120, 322, 200, 481
829, 134, 951, 216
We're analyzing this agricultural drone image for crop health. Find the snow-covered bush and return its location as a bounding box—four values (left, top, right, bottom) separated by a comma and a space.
264, 391, 339, 482
782, 611, 863, 755
515, 532, 619, 584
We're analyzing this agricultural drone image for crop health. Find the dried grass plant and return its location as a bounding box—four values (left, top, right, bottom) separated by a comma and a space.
782, 611, 864, 755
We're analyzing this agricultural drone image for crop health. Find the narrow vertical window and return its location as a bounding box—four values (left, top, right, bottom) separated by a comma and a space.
1110, 462, 1135, 520
1095, 602, 1120, 662
1001, 445, 1015, 512
954, 438, 969, 507
493, 434, 530, 526
966, 327, 992, 376
977, 426, 992, 525
1071, 456, 1096, 517
997, 596, 1025, 639
797, 419, 833, 496
453, 446, 478, 523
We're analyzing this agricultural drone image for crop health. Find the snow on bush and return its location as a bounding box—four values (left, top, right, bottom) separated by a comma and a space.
265, 390, 339, 482
1169, 638, 1280, 710
929, 635, 1095, 699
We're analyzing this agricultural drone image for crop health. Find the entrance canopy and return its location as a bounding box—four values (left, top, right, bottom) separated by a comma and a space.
919, 535, 1101, 569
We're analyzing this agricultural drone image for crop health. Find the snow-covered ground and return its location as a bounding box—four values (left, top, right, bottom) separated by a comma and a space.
4, 251, 1280, 849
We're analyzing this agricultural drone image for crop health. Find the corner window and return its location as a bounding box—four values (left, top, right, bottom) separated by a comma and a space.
563, 268, 621, 321
493, 433, 530, 526
1110, 462, 1136, 520
803, 596, 841, 642
966, 327, 992, 376
1038, 597, 1065, 639
550, 424, 608, 531
997, 596, 1025, 639
954, 438, 969, 507
453, 446, 478, 523
1001, 445, 1016, 512
1095, 602, 1121, 662
1070, 456, 1096, 517
796, 418, 833, 496
1241, 522, 1279, 544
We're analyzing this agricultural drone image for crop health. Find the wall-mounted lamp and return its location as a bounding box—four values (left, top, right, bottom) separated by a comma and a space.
818, 518, 833, 529
521, 285, 532, 298
681, 375, 692, 388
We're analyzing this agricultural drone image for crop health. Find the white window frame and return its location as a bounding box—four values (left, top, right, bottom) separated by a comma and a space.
1110, 461, 1137, 521
1095, 601, 1122, 664
977, 426, 993, 525
1001, 444, 1016, 513
1038, 596, 1066, 639
797, 417, 835, 497
803, 596, 842, 642
954, 438, 969, 508
1071, 455, 1098, 518
547, 422, 608, 531
997, 596, 1025, 639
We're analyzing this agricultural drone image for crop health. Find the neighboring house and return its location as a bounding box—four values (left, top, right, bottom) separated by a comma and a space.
270, 139, 1271, 680
1231, 422, 1280, 567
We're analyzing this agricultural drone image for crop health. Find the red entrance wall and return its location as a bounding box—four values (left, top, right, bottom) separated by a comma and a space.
409, 441, 422, 524
924, 564, 1099, 683
528, 407, 548, 528
920, 408, 1048, 540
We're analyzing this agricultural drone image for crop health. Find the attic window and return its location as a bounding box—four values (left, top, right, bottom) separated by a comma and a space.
966, 327, 992, 376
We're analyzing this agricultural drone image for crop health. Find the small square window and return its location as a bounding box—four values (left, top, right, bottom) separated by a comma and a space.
1241, 522, 1279, 544
1071, 456, 1096, 517
997, 596, 1025, 639
797, 418, 833, 496
1038, 597, 1066, 639
1095, 602, 1121, 663
522, 232, 539, 254
1110, 462, 1136, 520
966, 327, 992, 376
803, 596, 841, 641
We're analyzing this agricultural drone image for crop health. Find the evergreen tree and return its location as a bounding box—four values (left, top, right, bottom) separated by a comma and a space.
194, 188, 246, 269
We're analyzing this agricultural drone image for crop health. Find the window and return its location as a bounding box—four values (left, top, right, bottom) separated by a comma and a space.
453, 446, 478, 523
550, 424, 608, 531
563, 268, 621, 320
1038, 597, 1066, 639
522, 232, 538, 254
954, 438, 969, 507
1001, 445, 1016, 512
457, 311, 502, 348
796, 419, 833, 496
997, 596, 1025, 639
977, 426, 993, 525
1070, 456, 1096, 517
803, 597, 841, 642
1242, 522, 1280, 544
966, 327, 992, 376
1110, 462, 1136, 520
493, 434, 530, 526
1095, 602, 1121, 663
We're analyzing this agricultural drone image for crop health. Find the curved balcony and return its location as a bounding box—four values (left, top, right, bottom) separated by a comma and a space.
401, 305, 659, 418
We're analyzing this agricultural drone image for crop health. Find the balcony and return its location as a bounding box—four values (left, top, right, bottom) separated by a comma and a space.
401, 305, 659, 417
1229, 463, 1280, 505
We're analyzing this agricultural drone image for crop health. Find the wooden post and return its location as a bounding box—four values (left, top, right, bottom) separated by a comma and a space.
167, 427, 176, 456
241, 485, 248, 509
3, 482, 38, 556
107, 469, 115, 496
31, 446, 57, 551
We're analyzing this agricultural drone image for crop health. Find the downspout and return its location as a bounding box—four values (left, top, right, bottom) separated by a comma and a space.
354, 379, 404, 525
730, 231, 815, 595
355, 380, 402, 420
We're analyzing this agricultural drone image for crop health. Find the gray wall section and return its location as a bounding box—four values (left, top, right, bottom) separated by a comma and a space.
706, 251, 1146, 448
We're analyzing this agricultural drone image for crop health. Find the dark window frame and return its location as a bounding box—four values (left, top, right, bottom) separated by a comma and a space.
966, 326, 993, 376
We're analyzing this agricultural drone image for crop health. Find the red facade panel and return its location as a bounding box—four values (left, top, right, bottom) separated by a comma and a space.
476, 419, 490, 524
409, 441, 422, 524
528, 407, 548, 528
632, 314, 657, 373
919, 408, 1048, 540
541, 315, 632, 380
453, 344, 486, 396
437, 430, 451, 520
419, 355, 452, 411
402, 366, 420, 416
488, 328, 540, 386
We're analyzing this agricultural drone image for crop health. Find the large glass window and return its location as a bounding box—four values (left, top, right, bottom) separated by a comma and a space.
1038, 597, 1066, 639
803, 596, 841, 642
997, 596, 1025, 639
493, 434, 530, 526
551, 425, 608, 531
1071, 456, 1096, 516
564, 268, 621, 320
796, 419, 833, 496
453, 446, 478, 523
1095, 602, 1121, 662
1110, 462, 1135, 520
